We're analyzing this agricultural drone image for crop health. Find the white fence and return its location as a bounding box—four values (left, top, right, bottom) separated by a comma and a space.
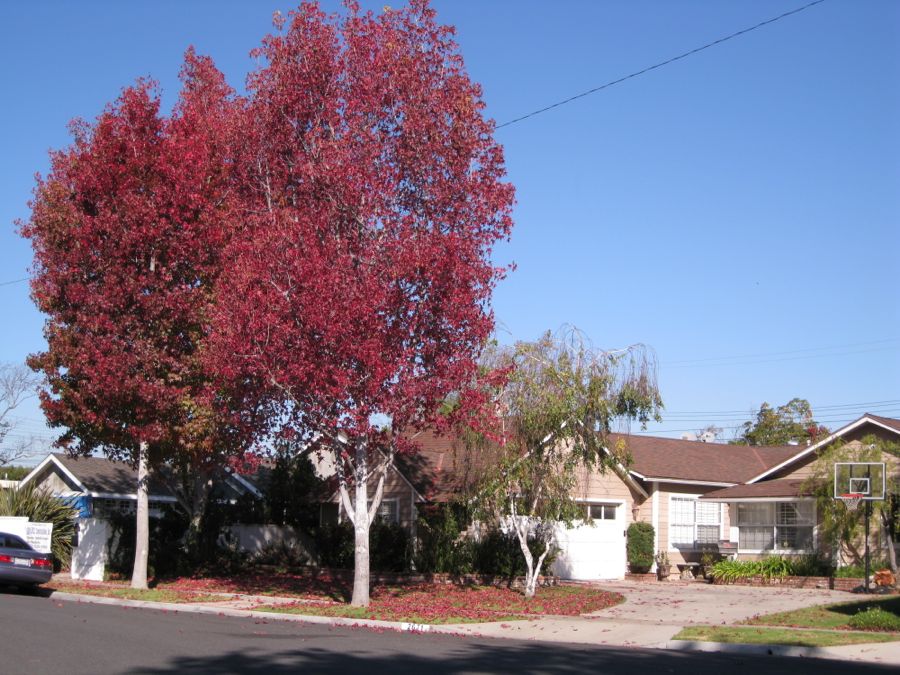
71, 518, 109, 581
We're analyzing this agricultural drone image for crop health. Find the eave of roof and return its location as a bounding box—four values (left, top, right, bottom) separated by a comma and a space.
700, 478, 815, 502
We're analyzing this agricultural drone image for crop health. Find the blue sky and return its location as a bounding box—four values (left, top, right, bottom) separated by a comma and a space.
1, 0, 897, 459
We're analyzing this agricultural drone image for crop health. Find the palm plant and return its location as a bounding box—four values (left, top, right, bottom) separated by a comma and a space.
0, 482, 78, 565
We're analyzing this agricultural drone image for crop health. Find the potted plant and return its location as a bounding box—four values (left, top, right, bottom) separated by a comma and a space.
655, 551, 671, 580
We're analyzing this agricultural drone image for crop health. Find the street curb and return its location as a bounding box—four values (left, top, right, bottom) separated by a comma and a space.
47, 592, 898, 664
48, 592, 463, 635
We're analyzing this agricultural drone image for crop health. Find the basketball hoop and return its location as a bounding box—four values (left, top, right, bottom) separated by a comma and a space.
838, 493, 863, 512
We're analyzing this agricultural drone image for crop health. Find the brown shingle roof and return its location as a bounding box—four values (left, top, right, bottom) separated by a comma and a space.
866, 413, 900, 434
396, 430, 801, 499
396, 429, 503, 501
699, 479, 814, 501
609, 433, 800, 485
53, 453, 174, 498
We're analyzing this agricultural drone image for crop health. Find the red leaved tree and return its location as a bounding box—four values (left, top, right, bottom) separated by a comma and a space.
208, 1, 514, 606
22, 50, 248, 588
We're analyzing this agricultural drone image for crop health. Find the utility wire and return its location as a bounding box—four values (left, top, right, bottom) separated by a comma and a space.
662, 345, 899, 369
663, 338, 900, 366
496, 0, 827, 129
0, 278, 28, 287
662, 399, 900, 416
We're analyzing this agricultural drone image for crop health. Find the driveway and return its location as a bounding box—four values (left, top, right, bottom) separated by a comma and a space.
441, 580, 856, 649
590, 579, 852, 625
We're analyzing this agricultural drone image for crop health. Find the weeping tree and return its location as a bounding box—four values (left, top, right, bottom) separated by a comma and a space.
470, 328, 662, 598
802, 436, 899, 576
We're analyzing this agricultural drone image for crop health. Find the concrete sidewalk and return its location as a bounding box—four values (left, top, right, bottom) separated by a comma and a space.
46, 580, 900, 667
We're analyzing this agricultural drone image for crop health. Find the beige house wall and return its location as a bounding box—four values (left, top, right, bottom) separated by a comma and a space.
334, 465, 419, 531
572, 466, 644, 524
657, 482, 730, 566
33, 465, 80, 495
771, 425, 900, 482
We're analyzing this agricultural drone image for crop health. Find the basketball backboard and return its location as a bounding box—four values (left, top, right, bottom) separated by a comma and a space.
834, 462, 886, 500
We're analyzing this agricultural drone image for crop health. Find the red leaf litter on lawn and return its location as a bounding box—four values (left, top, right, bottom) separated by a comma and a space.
160, 574, 622, 622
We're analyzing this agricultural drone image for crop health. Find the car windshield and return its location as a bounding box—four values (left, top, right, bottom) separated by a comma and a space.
0, 533, 32, 550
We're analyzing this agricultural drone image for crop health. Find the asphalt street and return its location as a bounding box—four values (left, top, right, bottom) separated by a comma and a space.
0, 588, 894, 674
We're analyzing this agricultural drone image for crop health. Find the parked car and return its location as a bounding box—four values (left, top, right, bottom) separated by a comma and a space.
0, 532, 53, 588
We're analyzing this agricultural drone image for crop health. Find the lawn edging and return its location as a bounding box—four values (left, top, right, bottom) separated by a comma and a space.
710, 575, 866, 592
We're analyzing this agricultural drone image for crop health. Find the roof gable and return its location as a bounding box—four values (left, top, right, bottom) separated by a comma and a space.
747, 413, 900, 484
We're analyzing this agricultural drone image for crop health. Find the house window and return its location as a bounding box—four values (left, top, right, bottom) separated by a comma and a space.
736, 502, 814, 551
374, 499, 400, 525
587, 503, 617, 520
670, 496, 720, 548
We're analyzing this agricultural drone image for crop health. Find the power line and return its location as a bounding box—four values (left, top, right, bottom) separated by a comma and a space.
662, 345, 899, 369
638, 409, 900, 436
663, 338, 900, 366
496, 0, 827, 129
662, 399, 900, 416
0, 277, 28, 288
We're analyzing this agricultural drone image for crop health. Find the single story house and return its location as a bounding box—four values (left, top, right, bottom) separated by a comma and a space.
329, 413, 899, 580
18, 453, 262, 519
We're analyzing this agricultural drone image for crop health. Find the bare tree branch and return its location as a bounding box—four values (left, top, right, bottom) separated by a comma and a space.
0, 364, 40, 466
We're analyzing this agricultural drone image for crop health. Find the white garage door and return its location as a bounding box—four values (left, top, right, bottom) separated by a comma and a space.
551, 502, 626, 580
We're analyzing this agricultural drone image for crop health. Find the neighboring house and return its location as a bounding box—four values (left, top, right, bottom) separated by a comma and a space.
19, 453, 261, 520
700, 413, 900, 564
347, 413, 899, 581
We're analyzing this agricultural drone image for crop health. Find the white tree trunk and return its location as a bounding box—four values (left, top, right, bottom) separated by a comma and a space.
131, 442, 150, 590
351, 443, 371, 607
509, 499, 552, 599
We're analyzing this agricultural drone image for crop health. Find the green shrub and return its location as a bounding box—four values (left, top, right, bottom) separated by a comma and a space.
0, 482, 78, 567
370, 520, 412, 573
314, 520, 412, 573
834, 560, 890, 578
847, 606, 900, 632
315, 522, 355, 569
626, 522, 654, 573
471, 527, 557, 579
787, 554, 833, 577
414, 503, 473, 575
106, 507, 196, 579
710, 556, 795, 582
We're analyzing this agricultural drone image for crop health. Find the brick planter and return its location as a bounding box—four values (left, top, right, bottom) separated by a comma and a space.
710, 575, 865, 592
624, 573, 658, 582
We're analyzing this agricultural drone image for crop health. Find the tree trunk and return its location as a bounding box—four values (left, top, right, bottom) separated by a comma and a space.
351, 443, 370, 607
131, 442, 150, 590
524, 538, 552, 598
882, 512, 898, 576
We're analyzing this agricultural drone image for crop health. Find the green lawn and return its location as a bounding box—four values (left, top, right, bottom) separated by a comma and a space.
743, 595, 900, 631
674, 625, 900, 648
255, 602, 523, 625
51, 582, 225, 604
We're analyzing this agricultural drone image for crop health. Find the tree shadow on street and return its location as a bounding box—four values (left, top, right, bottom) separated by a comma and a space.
128, 639, 898, 675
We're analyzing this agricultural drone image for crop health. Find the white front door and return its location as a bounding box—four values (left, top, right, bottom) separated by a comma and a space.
551, 502, 626, 580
